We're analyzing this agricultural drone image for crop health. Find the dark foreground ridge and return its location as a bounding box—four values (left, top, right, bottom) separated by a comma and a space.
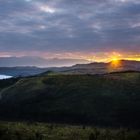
0, 71, 140, 128
0, 121, 140, 140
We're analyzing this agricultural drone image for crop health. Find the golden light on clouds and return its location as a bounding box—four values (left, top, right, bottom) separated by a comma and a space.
85, 51, 140, 63
86, 52, 123, 62
0, 51, 140, 63
109, 52, 122, 61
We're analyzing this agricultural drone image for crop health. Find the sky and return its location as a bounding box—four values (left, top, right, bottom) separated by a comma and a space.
0, 0, 140, 62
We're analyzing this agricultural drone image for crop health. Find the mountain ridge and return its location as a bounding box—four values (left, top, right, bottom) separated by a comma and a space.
1, 59, 140, 76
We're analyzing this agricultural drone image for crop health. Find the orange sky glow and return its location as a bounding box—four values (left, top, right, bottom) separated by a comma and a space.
0, 51, 140, 63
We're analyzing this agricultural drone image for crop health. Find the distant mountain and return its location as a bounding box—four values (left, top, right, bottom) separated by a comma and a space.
0, 67, 48, 77
59, 60, 140, 74
0, 60, 140, 77
0, 57, 89, 67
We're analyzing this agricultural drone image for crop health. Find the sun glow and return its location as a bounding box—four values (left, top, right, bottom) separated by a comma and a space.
108, 52, 122, 68
111, 59, 121, 66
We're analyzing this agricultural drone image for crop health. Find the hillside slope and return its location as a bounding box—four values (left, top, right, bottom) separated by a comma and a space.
0, 72, 140, 127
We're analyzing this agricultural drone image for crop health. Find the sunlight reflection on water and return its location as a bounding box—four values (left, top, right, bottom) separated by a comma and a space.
0, 75, 13, 80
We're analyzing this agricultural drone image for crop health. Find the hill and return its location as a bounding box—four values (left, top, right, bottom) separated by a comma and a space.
0, 67, 48, 77
60, 60, 140, 74
0, 71, 140, 127
1, 60, 140, 77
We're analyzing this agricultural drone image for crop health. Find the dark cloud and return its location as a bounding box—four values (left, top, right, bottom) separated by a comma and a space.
0, 0, 139, 55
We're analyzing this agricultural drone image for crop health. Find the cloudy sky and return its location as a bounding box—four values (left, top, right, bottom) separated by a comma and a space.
0, 0, 140, 62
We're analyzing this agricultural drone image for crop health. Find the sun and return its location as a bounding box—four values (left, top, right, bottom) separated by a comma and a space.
112, 57, 121, 62
110, 58, 121, 68
107, 58, 122, 72
109, 52, 122, 64
111, 56, 120, 62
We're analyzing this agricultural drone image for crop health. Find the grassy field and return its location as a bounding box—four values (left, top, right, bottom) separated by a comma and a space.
0, 72, 140, 127
0, 121, 140, 140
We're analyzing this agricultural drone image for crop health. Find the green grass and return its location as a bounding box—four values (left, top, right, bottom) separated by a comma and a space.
0, 72, 140, 127
0, 121, 139, 140
107, 72, 140, 81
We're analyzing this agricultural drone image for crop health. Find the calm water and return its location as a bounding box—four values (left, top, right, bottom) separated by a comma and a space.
0, 75, 13, 80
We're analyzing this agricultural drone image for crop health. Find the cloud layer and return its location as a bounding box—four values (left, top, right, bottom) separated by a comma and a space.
0, 0, 140, 61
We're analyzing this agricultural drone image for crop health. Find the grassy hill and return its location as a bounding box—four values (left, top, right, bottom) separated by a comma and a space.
0, 71, 140, 127
0, 78, 19, 92
0, 121, 139, 140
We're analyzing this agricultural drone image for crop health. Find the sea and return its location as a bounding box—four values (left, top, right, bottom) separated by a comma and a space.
0, 75, 13, 80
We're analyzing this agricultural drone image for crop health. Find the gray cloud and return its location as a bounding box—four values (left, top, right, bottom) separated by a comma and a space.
0, 0, 139, 55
